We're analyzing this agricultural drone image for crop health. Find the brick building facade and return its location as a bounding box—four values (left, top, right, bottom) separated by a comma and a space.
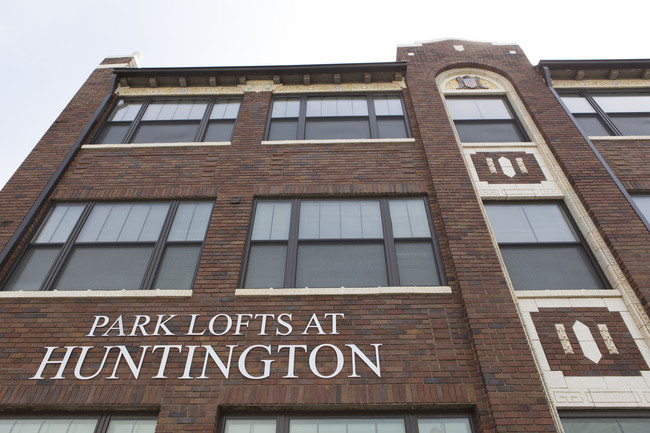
0, 40, 649, 433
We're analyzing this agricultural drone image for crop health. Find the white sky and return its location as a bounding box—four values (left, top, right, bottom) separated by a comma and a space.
0, 0, 648, 188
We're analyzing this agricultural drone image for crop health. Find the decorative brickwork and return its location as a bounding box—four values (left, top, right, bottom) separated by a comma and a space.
471, 152, 545, 183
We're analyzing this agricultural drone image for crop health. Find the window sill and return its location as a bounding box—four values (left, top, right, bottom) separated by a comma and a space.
516, 289, 617, 299
589, 135, 650, 141
261, 138, 416, 146
81, 141, 231, 149
0, 289, 193, 298
235, 286, 452, 296
460, 141, 537, 147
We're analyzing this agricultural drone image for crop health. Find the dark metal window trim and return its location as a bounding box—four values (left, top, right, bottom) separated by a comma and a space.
445, 95, 530, 143
264, 93, 412, 141
92, 96, 242, 144
219, 412, 476, 433
559, 90, 650, 136
485, 200, 610, 290
239, 197, 446, 289
0, 414, 158, 433
1, 200, 212, 292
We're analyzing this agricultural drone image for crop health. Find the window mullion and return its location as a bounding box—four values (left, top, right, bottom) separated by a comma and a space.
278, 414, 290, 433
140, 201, 179, 290
379, 198, 399, 286
40, 202, 95, 291
581, 91, 621, 136
95, 414, 111, 433
284, 199, 301, 288
367, 95, 379, 138
195, 97, 215, 142
297, 96, 307, 140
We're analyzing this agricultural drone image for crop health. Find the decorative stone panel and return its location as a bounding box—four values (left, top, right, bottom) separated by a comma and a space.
470, 151, 545, 184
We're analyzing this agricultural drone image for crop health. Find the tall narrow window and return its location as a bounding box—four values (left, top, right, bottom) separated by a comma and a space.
484, 202, 607, 290
3, 201, 213, 291
446, 96, 528, 142
243, 198, 443, 289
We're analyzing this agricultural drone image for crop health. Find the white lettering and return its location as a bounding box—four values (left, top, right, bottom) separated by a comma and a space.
325, 313, 344, 335
151, 345, 183, 379
129, 315, 151, 336
276, 313, 292, 335
154, 314, 177, 336
209, 314, 232, 336
309, 344, 344, 378
199, 345, 237, 379
346, 344, 381, 377
255, 314, 275, 335
234, 314, 253, 335
302, 313, 325, 335
103, 316, 125, 337
86, 316, 109, 337
187, 314, 206, 336
30, 346, 77, 379
278, 345, 307, 378
238, 345, 273, 379
74, 346, 111, 380
107, 345, 150, 379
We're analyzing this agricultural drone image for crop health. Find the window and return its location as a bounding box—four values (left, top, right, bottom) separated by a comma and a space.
484, 202, 607, 291
223, 414, 473, 433
445, 96, 528, 143
0, 416, 156, 433
3, 201, 213, 291
632, 195, 650, 221
267, 94, 410, 140
243, 198, 443, 289
94, 97, 241, 144
561, 413, 650, 433
560, 92, 650, 136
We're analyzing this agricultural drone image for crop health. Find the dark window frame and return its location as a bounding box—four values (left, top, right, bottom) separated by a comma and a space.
0, 414, 158, 433
93, 96, 242, 144
445, 95, 530, 143
484, 200, 609, 291
264, 93, 412, 141
240, 197, 445, 289
560, 90, 650, 136
220, 412, 476, 433
2, 200, 213, 292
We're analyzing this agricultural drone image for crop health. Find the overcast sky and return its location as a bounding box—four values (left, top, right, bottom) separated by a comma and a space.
1, 0, 648, 188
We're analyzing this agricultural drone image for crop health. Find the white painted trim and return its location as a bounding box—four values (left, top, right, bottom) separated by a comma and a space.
516, 290, 623, 299
82, 142, 231, 149
590, 135, 650, 141
0, 289, 193, 298
235, 286, 452, 296
262, 138, 416, 146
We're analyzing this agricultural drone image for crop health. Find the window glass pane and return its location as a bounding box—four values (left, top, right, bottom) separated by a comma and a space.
562, 418, 624, 433
574, 114, 611, 136
251, 202, 292, 241
609, 114, 650, 136
107, 419, 157, 433
33, 204, 85, 244
210, 99, 241, 119
455, 121, 525, 142
447, 97, 511, 120
486, 203, 576, 243
142, 99, 208, 120
204, 121, 235, 141
501, 245, 606, 290
561, 95, 596, 113
3, 419, 98, 433
272, 98, 300, 118
593, 94, 650, 113
305, 118, 371, 139
418, 418, 472, 433
296, 243, 387, 287
131, 122, 200, 143
374, 95, 404, 116
168, 202, 213, 242
306, 97, 368, 117
244, 244, 287, 288
4, 246, 60, 291
632, 195, 650, 221
94, 123, 130, 144
377, 118, 408, 138
268, 119, 299, 140
78, 203, 169, 243
376, 419, 406, 433
226, 419, 277, 433
55, 245, 154, 290
396, 241, 440, 286
389, 199, 431, 238
153, 245, 202, 290
299, 201, 382, 239
484, 204, 537, 243
109, 100, 143, 122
